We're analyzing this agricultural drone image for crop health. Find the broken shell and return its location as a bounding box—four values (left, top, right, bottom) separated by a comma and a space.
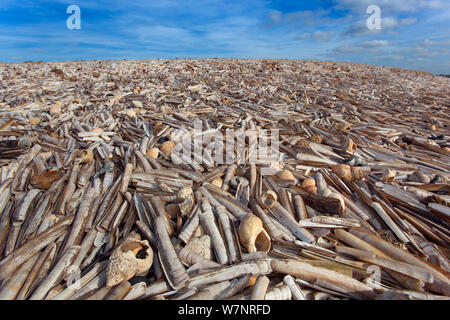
297, 139, 310, 146
160, 141, 175, 157
301, 178, 317, 195
331, 164, 366, 183
49, 105, 61, 116
335, 122, 351, 131
78, 150, 94, 164
146, 148, 159, 159
159, 105, 172, 113
407, 170, 431, 184
92, 128, 103, 133
276, 170, 297, 185
211, 177, 223, 188
310, 136, 322, 144
126, 109, 136, 118
106, 234, 153, 287
381, 169, 397, 182
30, 170, 64, 190
185, 235, 213, 260
343, 138, 357, 153
177, 187, 194, 217
238, 214, 271, 253
29, 117, 40, 125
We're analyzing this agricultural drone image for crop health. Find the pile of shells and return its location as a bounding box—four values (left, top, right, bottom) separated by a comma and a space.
0, 59, 449, 300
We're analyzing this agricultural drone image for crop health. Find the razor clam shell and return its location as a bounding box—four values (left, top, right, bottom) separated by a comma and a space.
154, 216, 190, 290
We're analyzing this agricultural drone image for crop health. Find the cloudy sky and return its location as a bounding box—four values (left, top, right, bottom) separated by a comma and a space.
0, 0, 449, 73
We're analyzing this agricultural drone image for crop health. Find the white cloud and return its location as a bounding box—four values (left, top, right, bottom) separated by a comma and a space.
331, 40, 389, 55
362, 40, 389, 47
375, 54, 404, 60
424, 39, 450, 46
294, 33, 311, 40
313, 30, 335, 41
269, 10, 282, 24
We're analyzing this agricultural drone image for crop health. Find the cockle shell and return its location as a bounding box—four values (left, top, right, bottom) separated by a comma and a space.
29, 117, 40, 125
238, 214, 271, 253
310, 135, 322, 144
177, 187, 194, 217
106, 233, 153, 287
184, 235, 213, 260
49, 105, 61, 116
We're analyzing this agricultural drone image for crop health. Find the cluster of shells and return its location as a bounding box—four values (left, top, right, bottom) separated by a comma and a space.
0, 59, 449, 300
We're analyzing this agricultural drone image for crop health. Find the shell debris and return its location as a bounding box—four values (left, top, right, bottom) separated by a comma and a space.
0, 59, 449, 300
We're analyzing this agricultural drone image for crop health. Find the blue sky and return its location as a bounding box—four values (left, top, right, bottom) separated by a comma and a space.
0, 0, 449, 73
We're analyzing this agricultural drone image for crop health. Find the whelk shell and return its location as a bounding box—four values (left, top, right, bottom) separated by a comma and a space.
238, 214, 271, 253
106, 233, 153, 287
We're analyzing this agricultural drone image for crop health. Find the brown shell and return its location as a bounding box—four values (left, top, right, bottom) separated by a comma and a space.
381, 169, 397, 182
30, 170, 64, 190
78, 150, 94, 164
165, 203, 181, 219
335, 122, 351, 132
343, 138, 357, 153
301, 178, 317, 195
310, 135, 323, 144
331, 164, 365, 183
160, 141, 176, 157
29, 117, 40, 125
146, 148, 159, 159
